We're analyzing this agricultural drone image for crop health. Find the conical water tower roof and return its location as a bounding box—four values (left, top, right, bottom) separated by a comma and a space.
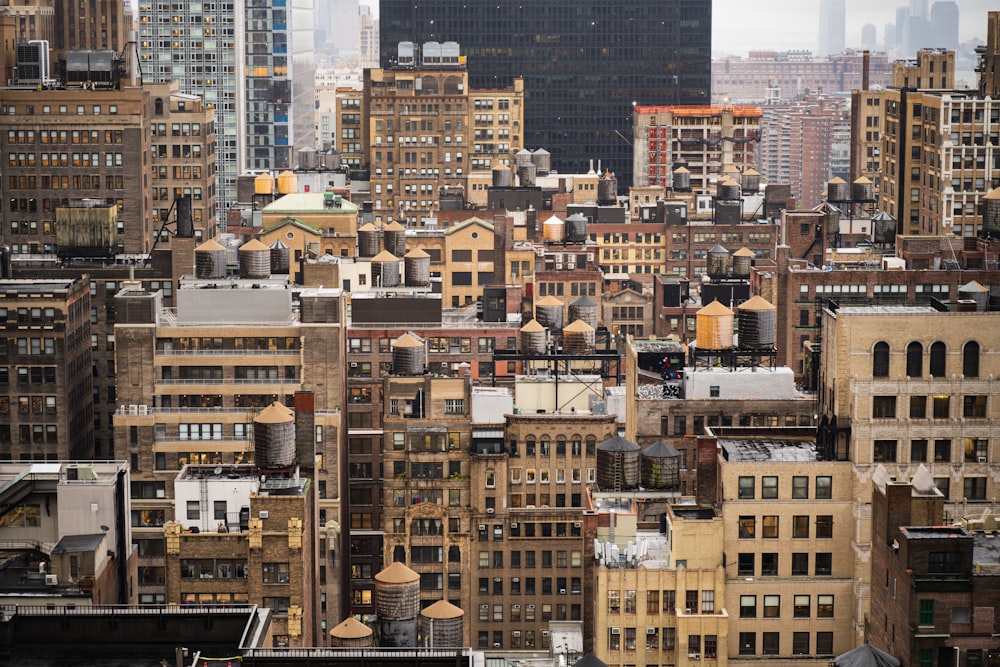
241, 239, 269, 251
375, 561, 420, 584
563, 319, 594, 333
521, 319, 545, 333
372, 250, 399, 262
330, 616, 373, 639
385, 221, 406, 231
404, 248, 430, 259
738, 295, 775, 311
536, 295, 564, 307
642, 441, 681, 458
571, 295, 596, 307
196, 239, 226, 252
254, 401, 294, 424
392, 333, 424, 348
697, 299, 734, 316
421, 599, 464, 619
597, 433, 640, 452
733, 246, 755, 257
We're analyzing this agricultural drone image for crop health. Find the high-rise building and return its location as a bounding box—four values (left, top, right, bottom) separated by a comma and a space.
978, 11, 1000, 98
358, 5, 379, 70
51, 0, 125, 61
930, 2, 959, 52
379, 0, 712, 190
818, 0, 846, 58
138, 0, 316, 223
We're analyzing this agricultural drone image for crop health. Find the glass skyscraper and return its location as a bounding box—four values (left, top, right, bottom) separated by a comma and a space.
379, 0, 712, 189
139, 0, 315, 223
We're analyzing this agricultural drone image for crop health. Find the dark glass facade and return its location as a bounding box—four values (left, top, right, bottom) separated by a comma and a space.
380, 0, 712, 189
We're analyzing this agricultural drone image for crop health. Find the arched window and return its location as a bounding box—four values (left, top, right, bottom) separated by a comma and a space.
929, 342, 946, 377
872, 342, 890, 377
962, 341, 980, 378
906, 342, 923, 377
154, 98, 164, 116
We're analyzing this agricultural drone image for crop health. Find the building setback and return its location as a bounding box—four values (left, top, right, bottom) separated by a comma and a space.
379, 0, 712, 190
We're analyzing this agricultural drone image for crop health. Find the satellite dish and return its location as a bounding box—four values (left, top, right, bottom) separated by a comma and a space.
214, 466, 223, 476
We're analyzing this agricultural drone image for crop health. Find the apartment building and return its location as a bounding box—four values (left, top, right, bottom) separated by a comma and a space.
111, 280, 348, 625
0, 278, 93, 462
364, 46, 524, 226
712, 434, 855, 661
632, 105, 762, 194
868, 475, 1000, 667
0, 85, 153, 254
594, 504, 727, 667
163, 464, 319, 647
147, 82, 218, 242
712, 51, 892, 105
817, 304, 1000, 644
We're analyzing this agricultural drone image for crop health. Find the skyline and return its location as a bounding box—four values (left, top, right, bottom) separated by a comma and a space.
361, 0, 993, 58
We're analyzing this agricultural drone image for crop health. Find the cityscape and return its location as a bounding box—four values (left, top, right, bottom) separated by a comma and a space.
0, 1, 998, 667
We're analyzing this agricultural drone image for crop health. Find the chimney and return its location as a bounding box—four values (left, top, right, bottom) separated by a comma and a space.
293, 391, 316, 469
862, 50, 870, 91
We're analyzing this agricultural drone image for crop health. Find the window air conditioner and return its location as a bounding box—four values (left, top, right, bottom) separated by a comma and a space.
611, 627, 621, 635
647, 628, 657, 635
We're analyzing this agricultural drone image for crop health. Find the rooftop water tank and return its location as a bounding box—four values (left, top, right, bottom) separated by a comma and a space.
716, 177, 741, 202
520, 319, 547, 354
254, 172, 274, 195
568, 295, 598, 329
640, 441, 681, 489
827, 176, 848, 202
706, 244, 730, 279
565, 213, 588, 243
419, 600, 464, 648
596, 434, 640, 490
597, 171, 617, 205
740, 167, 761, 193
194, 239, 227, 279
562, 319, 595, 354
531, 148, 551, 175
298, 148, 317, 171
403, 248, 431, 287
515, 148, 533, 167
492, 164, 512, 188
696, 299, 735, 350
852, 176, 874, 202
384, 220, 407, 257
375, 562, 421, 648
535, 295, 564, 332
329, 617, 374, 648
239, 239, 271, 279
253, 402, 296, 469
984, 187, 1000, 238
371, 249, 401, 287
731, 246, 755, 278
358, 222, 380, 258
276, 170, 297, 195
391, 332, 426, 376
542, 216, 565, 243
737, 295, 776, 349
958, 280, 988, 312
269, 239, 290, 274
672, 166, 691, 191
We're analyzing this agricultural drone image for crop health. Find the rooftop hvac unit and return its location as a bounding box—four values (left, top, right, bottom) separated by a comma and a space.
45, 574, 58, 586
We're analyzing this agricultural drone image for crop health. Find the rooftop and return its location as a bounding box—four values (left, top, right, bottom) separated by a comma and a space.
720, 438, 819, 462
0, 279, 77, 294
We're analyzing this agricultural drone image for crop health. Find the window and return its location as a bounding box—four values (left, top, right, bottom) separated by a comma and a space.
701, 590, 715, 613
815, 553, 832, 576
816, 632, 834, 655
186, 501, 200, 520
738, 476, 755, 499
874, 440, 897, 462
761, 476, 778, 499
792, 552, 809, 575
963, 341, 980, 377
910, 396, 927, 419
906, 342, 923, 377
816, 476, 832, 499
792, 476, 808, 499
934, 439, 951, 462
933, 396, 950, 419
873, 396, 896, 418
738, 553, 754, 576
919, 599, 934, 626
763, 595, 779, 618
262, 562, 290, 583
816, 515, 833, 538
762, 515, 779, 539
929, 342, 946, 377
964, 477, 987, 500
818, 595, 834, 617
762, 632, 780, 655
761, 553, 778, 576
740, 595, 756, 618
872, 342, 890, 377
963, 395, 987, 418
793, 515, 809, 538
704, 635, 717, 659
739, 633, 756, 655
738, 516, 755, 538
792, 632, 810, 655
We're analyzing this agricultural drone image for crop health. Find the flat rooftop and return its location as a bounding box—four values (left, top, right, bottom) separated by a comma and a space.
834, 306, 937, 315
0, 279, 77, 293
720, 438, 818, 462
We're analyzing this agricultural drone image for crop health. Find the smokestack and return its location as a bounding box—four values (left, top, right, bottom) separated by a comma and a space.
862, 50, 870, 91
293, 391, 316, 469
175, 195, 193, 238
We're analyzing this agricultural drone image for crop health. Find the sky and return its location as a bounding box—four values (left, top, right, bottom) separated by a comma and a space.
361, 0, 994, 58
711, 0, 993, 57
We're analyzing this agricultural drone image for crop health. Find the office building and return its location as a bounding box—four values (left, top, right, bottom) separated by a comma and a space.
0, 278, 93, 462
138, 0, 316, 221
930, 2, 959, 52
818, 0, 846, 58
51, 0, 126, 62
112, 279, 349, 625
364, 50, 525, 226
379, 0, 713, 190
632, 105, 762, 194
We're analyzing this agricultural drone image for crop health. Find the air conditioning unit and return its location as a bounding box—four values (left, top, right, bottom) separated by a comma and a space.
440, 361, 448, 367
349, 362, 358, 367
559, 588, 566, 594
527, 604, 535, 610
689, 654, 701, 661
493, 643, 501, 648
478, 524, 487, 531
555, 263, 564, 270
45, 574, 58, 586
573, 522, 581, 528
646, 627, 657, 635
513, 631, 521, 637
566, 262, 575, 270
512, 602, 520, 608
542, 630, 549, 637
486, 508, 495, 514
978, 456, 988, 463
611, 627, 621, 635
259, 510, 269, 519
587, 253, 595, 262
510, 522, 518, 528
